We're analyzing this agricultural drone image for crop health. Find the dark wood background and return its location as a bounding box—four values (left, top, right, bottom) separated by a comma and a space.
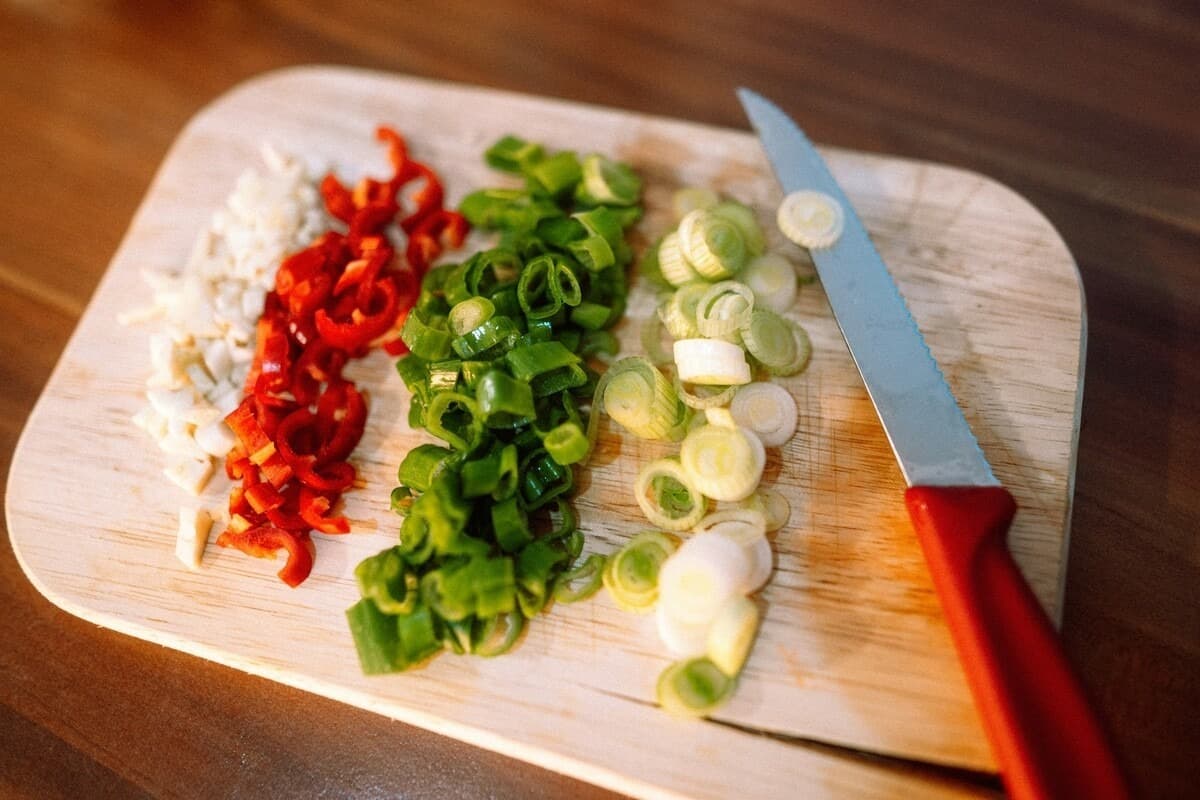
2, 2, 1197, 797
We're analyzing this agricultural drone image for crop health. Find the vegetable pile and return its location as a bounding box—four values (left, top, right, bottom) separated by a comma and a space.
217, 127, 466, 587
346, 136, 642, 672
597, 188, 816, 716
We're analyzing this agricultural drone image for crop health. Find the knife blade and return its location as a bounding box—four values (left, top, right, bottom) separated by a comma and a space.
738, 87, 1127, 800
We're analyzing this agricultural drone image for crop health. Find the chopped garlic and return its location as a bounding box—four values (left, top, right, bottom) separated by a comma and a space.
164, 455, 215, 496
175, 506, 213, 570
125, 146, 328, 503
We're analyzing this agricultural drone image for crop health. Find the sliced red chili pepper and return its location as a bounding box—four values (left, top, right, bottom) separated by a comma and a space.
317, 384, 367, 464
216, 526, 314, 588
245, 481, 285, 514
226, 398, 270, 453
320, 173, 356, 224
299, 486, 350, 535
313, 278, 400, 352
398, 162, 445, 234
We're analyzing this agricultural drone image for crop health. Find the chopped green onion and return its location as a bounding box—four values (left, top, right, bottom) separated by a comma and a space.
529, 150, 582, 196
577, 153, 642, 206
449, 296, 496, 336
553, 553, 606, 603
400, 311, 454, 360
485, 134, 544, 173
543, 421, 589, 465
397, 443, 457, 492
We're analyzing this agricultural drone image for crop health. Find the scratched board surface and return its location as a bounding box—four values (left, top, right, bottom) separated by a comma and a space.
6, 67, 1084, 799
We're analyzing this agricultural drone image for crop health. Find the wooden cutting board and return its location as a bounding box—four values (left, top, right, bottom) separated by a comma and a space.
5, 67, 1084, 799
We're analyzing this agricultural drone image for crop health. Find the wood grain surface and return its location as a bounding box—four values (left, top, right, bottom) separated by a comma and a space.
7, 66, 1084, 800
1, 3, 1196, 799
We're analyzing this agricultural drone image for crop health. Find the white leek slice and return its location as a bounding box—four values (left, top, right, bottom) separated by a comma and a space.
635, 458, 708, 531
694, 508, 767, 545
674, 339, 751, 386
679, 424, 765, 502
740, 534, 774, 594
706, 596, 761, 676
657, 531, 750, 625
741, 253, 798, 312
730, 382, 798, 447
777, 190, 844, 249
656, 603, 710, 658
739, 488, 791, 532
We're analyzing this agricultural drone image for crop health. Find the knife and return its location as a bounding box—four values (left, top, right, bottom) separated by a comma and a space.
737, 88, 1127, 800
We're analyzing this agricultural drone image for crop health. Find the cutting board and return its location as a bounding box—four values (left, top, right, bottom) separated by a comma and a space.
5, 67, 1085, 799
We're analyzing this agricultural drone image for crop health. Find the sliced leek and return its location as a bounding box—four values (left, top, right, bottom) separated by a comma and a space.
706, 595, 760, 676
673, 338, 751, 386
656, 603, 710, 658
656, 657, 735, 718
634, 458, 708, 531
671, 187, 719, 222
711, 200, 765, 257
657, 231, 700, 287
739, 488, 791, 532
675, 378, 739, 410
763, 317, 813, 377
730, 381, 798, 447
695, 281, 755, 340
657, 280, 708, 340
739, 309, 797, 371
740, 252, 797, 313
657, 531, 750, 625
777, 190, 844, 250
600, 356, 686, 441
679, 423, 765, 502
602, 530, 679, 613
678, 208, 749, 279
693, 508, 767, 545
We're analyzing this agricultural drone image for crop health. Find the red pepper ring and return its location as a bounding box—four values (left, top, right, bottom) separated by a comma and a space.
406, 209, 469, 273
216, 525, 314, 588
398, 162, 445, 234
299, 486, 351, 535
320, 173, 357, 224
317, 383, 368, 465
275, 407, 359, 493
313, 277, 400, 352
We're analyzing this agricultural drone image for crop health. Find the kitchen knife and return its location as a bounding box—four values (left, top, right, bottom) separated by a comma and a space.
737, 88, 1127, 800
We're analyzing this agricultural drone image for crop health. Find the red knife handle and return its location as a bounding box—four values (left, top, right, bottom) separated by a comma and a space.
905, 486, 1128, 800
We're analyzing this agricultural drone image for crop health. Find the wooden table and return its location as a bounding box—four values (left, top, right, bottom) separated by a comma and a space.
1, 3, 1196, 798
